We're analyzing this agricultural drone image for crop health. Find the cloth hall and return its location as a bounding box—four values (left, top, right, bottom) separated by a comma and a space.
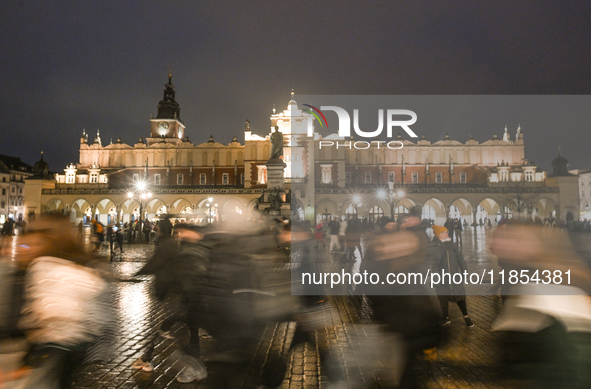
24, 76, 578, 226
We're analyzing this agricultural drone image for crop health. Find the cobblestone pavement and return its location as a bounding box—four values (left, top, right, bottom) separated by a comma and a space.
5, 228, 590, 388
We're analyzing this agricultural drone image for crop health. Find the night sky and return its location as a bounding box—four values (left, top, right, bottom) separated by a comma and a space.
2, 1, 591, 172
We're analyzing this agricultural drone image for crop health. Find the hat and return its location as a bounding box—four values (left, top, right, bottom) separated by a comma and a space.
432, 225, 448, 237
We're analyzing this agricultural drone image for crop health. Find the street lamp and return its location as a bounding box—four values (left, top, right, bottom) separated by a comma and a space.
388, 182, 395, 220
127, 183, 152, 242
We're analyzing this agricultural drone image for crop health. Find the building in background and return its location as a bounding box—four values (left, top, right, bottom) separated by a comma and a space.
0, 154, 35, 224
23, 76, 579, 227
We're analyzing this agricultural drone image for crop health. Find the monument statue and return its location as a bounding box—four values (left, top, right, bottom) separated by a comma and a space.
270, 126, 283, 161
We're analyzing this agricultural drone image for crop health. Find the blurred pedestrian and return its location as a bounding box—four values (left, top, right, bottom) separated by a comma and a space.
431, 225, 473, 327
15, 214, 115, 388
328, 217, 340, 252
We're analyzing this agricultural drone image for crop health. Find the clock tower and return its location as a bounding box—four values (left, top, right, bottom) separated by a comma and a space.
147, 71, 186, 146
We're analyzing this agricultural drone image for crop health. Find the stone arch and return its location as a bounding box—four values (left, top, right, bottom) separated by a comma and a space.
476, 197, 501, 225
263, 145, 269, 160
393, 197, 416, 221
316, 197, 338, 223
221, 198, 246, 220
237, 151, 244, 165
94, 198, 117, 224
423, 197, 445, 225
251, 145, 257, 160
171, 198, 192, 214
69, 198, 92, 222
449, 197, 473, 224
532, 197, 557, 220
225, 151, 231, 166
44, 198, 65, 214
202, 151, 208, 166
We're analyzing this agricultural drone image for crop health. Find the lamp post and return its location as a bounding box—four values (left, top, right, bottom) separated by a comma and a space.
388, 181, 395, 220
206, 197, 214, 224
127, 182, 152, 242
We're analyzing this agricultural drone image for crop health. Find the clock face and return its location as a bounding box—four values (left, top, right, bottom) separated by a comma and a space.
158, 122, 169, 131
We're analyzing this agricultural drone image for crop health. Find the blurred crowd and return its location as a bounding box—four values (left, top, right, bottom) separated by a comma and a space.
1, 209, 591, 388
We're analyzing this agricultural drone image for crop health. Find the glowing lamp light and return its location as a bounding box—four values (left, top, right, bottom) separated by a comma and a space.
208, 197, 213, 203
137, 181, 146, 191
352, 195, 361, 204
376, 189, 387, 200
127, 192, 134, 198
397, 190, 405, 198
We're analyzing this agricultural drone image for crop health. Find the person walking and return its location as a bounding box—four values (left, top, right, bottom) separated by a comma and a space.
453, 218, 463, 246
328, 217, 340, 252
431, 225, 474, 327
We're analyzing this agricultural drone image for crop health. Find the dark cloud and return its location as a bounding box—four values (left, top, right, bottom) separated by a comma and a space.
1, 1, 591, 171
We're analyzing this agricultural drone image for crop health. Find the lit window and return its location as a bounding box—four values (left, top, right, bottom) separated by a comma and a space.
346, 172, 352, 184
525, 171, 534, 181
365, 172, 371, 183
322, 166, 332, 184
66, 174, 75, 184
500, 171, 508, 182
222, 173, 229, 184
90, 173, 98, 183
388, 172, 395, 182
154, 174, 161, 185
257, 166, 267, 184
200, 174, 206, 185
412, 172, 418, 183
460, 172, 466, 183
436, 172, 442, 183
177, 174, 183, 185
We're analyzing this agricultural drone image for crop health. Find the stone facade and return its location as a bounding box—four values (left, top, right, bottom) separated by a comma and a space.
22, 77, 578, 226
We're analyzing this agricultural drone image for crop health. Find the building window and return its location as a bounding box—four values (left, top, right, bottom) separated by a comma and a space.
1, 202, 4, 208
500, 171, 508, 182
177, 174, 184, 185
460, 172, 466, 183
346, 172, 352, 184
18, 188, 22, 194
240, 173, 244, 184
257, 166, 267, 184
365, 172, 371, 183
200, 174, 206, 185
321, 166, 332, 184
154, 174, 161, 185
435, 172, 442, 183
388, 172, 395, 183
11, 187, 15, 193
90, 173, 98, 183
412, 172, 418, 183
222, 173, 229, 185
525, 171, 534, 181
66, 174, 75, 184
133, 173, 140, 182
1, 189, 4, 195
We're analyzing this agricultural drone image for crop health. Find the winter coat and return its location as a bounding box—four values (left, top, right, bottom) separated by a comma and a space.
19, 257, 111, 348
434, 240, 468, 301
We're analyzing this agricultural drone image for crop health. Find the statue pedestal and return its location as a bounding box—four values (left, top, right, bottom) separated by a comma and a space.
266, 158, 286, 190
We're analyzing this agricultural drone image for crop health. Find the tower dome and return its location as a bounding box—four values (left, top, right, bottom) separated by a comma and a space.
156, 70, 181, 120
550, 147, 570, 177
33, 151, 49, 177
